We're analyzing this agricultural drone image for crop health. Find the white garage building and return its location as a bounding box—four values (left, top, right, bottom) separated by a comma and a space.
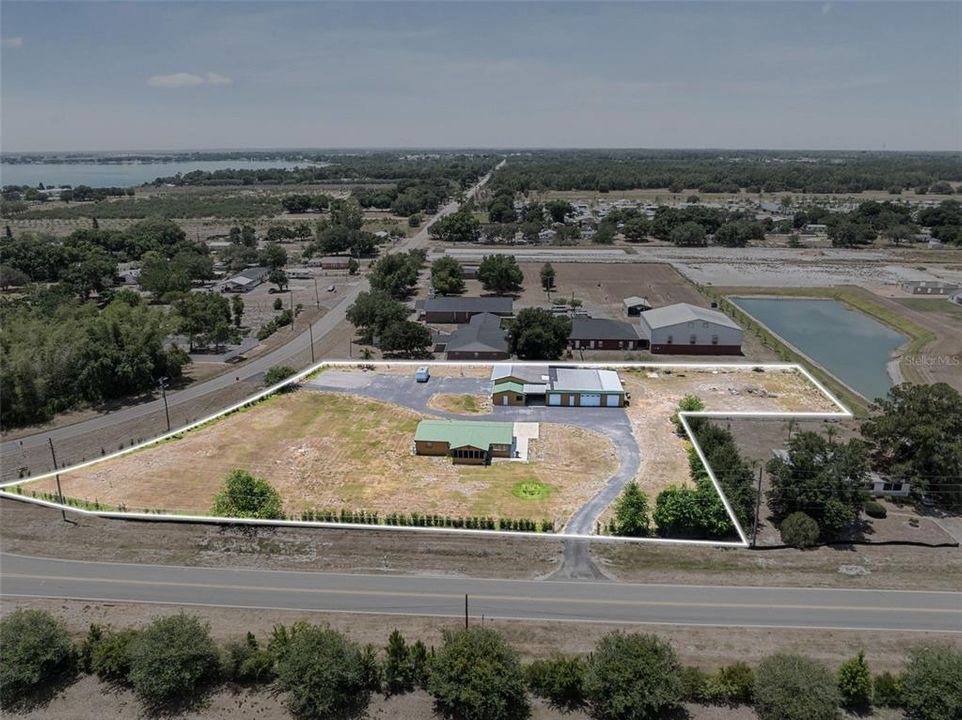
546, 367, 626, 407
637, 303, 743, 355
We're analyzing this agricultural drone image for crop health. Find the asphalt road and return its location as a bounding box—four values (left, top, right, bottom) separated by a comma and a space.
0, 164, 501, 465
3, 553, 960, 633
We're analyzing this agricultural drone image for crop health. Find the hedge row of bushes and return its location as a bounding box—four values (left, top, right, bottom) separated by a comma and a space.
298, 508, 555, 532
3, 609, 960, 720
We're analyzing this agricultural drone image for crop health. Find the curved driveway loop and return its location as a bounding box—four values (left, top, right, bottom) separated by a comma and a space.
303, 372, 642, 536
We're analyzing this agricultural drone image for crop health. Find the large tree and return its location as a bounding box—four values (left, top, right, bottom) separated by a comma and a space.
861, 383, 962, 507
346, 290, 410, 344
369, 252, 421, 299
431, 256, 465, 295
478, 255, 524, 295
766, 430, 869, 537
379, 320, 433, 357
506, 308, 571, 360
753, 654, 839, 720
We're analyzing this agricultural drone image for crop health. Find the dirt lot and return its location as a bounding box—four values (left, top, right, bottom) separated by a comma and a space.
5, 495, 961, 591
26, 391, 617, 528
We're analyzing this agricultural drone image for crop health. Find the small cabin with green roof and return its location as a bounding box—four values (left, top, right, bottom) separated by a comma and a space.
414, 419, 515, 465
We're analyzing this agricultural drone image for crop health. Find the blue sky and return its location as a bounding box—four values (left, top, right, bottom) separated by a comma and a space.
2, 1, 959, 151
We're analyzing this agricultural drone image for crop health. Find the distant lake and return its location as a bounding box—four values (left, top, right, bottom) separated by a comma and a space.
0, 160, 321, 188
730, 297, 907, 401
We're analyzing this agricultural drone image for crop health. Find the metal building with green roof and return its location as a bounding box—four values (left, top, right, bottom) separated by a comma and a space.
414, 419, 515, 465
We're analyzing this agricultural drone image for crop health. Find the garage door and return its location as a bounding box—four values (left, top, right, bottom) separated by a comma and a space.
580, 393, 602, 407
605, 394, 621, 407
547, 394, 561, 406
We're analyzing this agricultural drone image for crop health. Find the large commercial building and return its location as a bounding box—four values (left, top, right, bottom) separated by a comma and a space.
636, 303, 743, 355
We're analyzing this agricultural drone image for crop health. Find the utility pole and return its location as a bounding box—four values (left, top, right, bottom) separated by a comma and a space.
308, 322, 315, 364
290, 288, 295, 333
47, 438, 67, 522
158, 377, 171, 433
313, 277, 320, 308
751, 465, 764, 548
464, 594, 469, 628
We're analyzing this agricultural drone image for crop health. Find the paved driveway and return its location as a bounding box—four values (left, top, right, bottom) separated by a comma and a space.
303, 372, 642, 536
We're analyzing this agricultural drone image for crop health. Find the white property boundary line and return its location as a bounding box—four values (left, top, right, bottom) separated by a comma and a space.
0, 361, 851, 549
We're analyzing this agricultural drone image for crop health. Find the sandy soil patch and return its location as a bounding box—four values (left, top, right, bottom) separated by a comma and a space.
28, 392, 616, 528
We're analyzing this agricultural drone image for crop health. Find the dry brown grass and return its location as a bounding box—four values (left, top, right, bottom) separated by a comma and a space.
427, 393, 492, 415
34, 391, 616, 527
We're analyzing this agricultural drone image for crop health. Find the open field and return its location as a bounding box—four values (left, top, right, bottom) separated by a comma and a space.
27, 390, 618, 528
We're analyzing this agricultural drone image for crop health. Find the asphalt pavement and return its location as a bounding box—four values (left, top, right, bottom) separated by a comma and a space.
3, 552, 959, 633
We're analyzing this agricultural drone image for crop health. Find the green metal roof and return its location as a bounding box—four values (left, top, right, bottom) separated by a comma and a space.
492, 380, 524, 394
415, 420, 514, 449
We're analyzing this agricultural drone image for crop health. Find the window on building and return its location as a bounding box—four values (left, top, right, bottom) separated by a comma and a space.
711, 335, 719, 345
689, 334, 696, 344
666, 335, 673, 344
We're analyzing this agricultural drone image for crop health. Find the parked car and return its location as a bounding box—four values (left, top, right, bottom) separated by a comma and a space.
415, 367, 430, 383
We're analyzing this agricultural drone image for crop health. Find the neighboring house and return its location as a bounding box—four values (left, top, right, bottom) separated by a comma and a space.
771, 450, 911, 499
490, 365, 626, 407
462, 264, 480, 280
568, 318, 645, 351
803, 223, 828, 234
899, 280, 960, 296
442, 313, 510, 361
637, 303, 743, 355
418, 296, 514, 324
414, 419, 514, 465
287, 268, 315, 280
622, 296, 652, 316
220, 266, 270, 293
867, 472, 912, 498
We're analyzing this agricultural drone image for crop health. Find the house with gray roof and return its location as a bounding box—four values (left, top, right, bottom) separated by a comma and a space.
568, 317, 645, 351
418, 296, 513, 324
637, 303, 743, 355
442, 313, 510, 361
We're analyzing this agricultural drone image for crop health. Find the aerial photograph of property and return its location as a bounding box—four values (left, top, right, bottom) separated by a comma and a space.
1, 2, 960, 719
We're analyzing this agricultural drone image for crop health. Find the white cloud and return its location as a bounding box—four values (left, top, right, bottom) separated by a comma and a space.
204, 71, 232, 86
147, 71, 232, 89
2, 37, 25, 49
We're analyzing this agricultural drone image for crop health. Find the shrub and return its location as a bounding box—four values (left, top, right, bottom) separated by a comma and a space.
91, 628, 140, 682
127, 614, 220, 710
901, 643, 962, 720
678, 666, 708, 702
754, 653, 839, 720
525, 654, 586, 711
428, 627, 529, 720
584, 632, 682, 720
0, 609, 74, 706
211, 468, 285, 519
863, 500, 887, 519
221, 633, 274, 684
702, 662, 754, 705
77, 623, 104, 673
272, 622, 372, 720
780, 511, 820, 548
264, 364, 296, 387
837, 651, 872, 710
873, 671, 904, 708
